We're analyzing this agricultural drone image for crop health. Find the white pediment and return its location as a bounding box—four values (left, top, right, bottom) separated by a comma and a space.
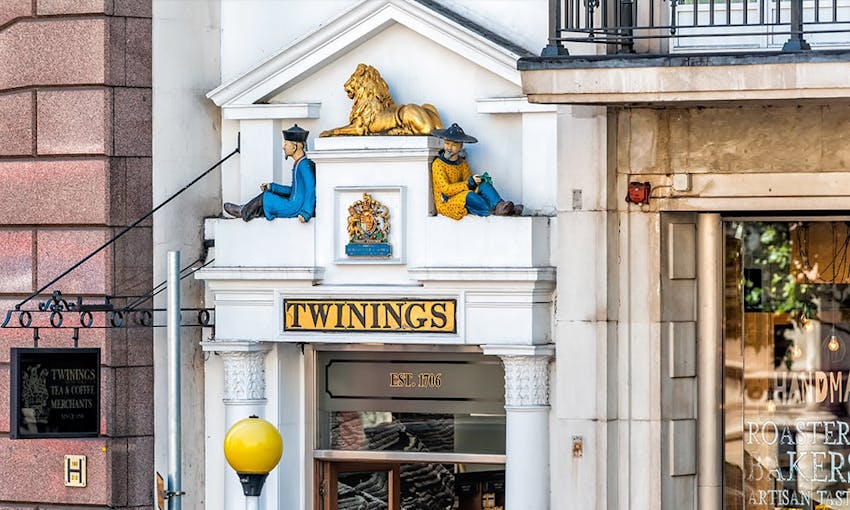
206, 0, 533, 109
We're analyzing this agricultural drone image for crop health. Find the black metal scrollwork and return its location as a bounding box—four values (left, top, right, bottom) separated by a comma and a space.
80, 311, 94, 328
39, 290, 77, 313
198, 309, 211, 326
108, 310, 125, 328
133, 310, 154, 327
2, 291, 214, 332
18, 311, 31, 328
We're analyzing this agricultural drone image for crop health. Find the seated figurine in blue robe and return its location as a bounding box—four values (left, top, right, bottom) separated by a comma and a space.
224, 124, 316, 222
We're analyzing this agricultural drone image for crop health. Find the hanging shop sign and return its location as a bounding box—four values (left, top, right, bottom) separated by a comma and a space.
283, 299, 456, 333
10, 348, 100, 439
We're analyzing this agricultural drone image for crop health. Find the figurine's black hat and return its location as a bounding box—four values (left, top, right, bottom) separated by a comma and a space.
283, 124, 309, 143
430, 123, 477, 144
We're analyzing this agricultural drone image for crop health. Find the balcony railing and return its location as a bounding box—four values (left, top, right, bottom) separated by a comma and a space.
543, 0, 850, 54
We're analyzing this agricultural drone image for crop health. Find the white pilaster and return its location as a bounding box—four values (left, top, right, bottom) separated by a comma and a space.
484, 344, 554, 510
202, 340, 273, 510
476, 97, 560, 215
237, 119, 283, 201
521, 111, 558, 215
553, 105, 613, 509
697, 214, 723, 510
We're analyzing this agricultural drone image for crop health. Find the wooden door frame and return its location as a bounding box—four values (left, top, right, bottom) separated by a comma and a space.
317, 460, 401, 510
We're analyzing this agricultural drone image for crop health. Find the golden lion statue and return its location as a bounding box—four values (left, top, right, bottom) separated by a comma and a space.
320, 63, 443, 137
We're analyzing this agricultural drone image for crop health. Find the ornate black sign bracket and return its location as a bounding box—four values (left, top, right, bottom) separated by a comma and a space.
0, 146, 238, 344
1, 290, 214, 346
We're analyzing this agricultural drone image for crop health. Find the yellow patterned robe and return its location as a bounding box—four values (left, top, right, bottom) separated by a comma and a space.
431, 156, 473, 220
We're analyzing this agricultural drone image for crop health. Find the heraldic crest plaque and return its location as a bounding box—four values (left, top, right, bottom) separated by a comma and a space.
345, 193, 392, 257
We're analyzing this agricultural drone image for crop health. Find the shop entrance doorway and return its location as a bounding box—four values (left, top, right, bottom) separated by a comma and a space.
723, 219, 850, 509
313, 348, 507, 510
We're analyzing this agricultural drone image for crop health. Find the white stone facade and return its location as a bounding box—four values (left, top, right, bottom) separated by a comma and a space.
190, 3, 559, 509
151, 1, 850, 509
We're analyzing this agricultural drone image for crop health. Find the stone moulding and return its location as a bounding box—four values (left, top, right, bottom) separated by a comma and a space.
206, 0, 529, 108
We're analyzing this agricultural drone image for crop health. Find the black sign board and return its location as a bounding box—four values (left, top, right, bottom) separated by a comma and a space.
10, 348, 100, 439
318, 351, 505, 415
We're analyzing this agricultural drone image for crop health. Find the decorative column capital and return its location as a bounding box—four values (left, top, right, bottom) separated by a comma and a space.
500, 354, 552, 407
201, 340, 272, 402
483, 344, 554, 408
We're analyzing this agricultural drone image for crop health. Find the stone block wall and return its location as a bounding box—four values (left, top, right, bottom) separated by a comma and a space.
660, 213, 698, 510
0, 1, 152, 508
617, 105, 850, 175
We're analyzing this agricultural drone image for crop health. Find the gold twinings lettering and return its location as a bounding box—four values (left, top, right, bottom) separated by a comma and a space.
284, 299, 456, 333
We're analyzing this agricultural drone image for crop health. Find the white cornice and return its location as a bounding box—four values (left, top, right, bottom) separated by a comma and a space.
476, 97, 559, 114
521, 60, 850, 106
408, 266, 556, 282
200, 340, 274, 353
222, 103, 321, 120
481, 344, 555, 357
207, 0, 527, 108
195, 267, 325, 281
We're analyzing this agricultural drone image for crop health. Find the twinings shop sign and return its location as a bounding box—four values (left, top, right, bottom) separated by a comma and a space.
10, 348, 100, 439
283, 298, 456, 333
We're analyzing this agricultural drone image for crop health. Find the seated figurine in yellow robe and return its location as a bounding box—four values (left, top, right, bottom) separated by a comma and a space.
430, 123, 519, 220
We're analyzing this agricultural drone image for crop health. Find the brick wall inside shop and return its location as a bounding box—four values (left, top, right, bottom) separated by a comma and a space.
0, 1, 152, 508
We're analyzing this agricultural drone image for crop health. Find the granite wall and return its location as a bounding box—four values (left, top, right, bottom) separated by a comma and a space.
0, 1, 152, 508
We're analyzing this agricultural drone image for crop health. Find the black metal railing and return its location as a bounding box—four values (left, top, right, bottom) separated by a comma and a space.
542, 0, 850, 54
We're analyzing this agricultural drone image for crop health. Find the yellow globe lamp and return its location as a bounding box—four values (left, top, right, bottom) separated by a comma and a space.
224, 415, 283, 496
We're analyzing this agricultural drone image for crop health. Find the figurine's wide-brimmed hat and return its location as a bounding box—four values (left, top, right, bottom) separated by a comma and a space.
431, 123, 477, 144
283, 124, 309, 143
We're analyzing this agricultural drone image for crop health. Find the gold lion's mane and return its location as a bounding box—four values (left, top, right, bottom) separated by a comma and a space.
348, 66, 396, 129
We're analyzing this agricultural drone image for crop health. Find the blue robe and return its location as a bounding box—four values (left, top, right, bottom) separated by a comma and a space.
262, 157, 316, 221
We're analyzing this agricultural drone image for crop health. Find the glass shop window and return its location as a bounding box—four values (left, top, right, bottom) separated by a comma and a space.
316, 351, 505, 455
725, 221, 850, 510
315, 350, 506, 510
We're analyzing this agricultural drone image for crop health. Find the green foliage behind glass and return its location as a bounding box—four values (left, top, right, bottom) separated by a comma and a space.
741, 222, 816, 322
